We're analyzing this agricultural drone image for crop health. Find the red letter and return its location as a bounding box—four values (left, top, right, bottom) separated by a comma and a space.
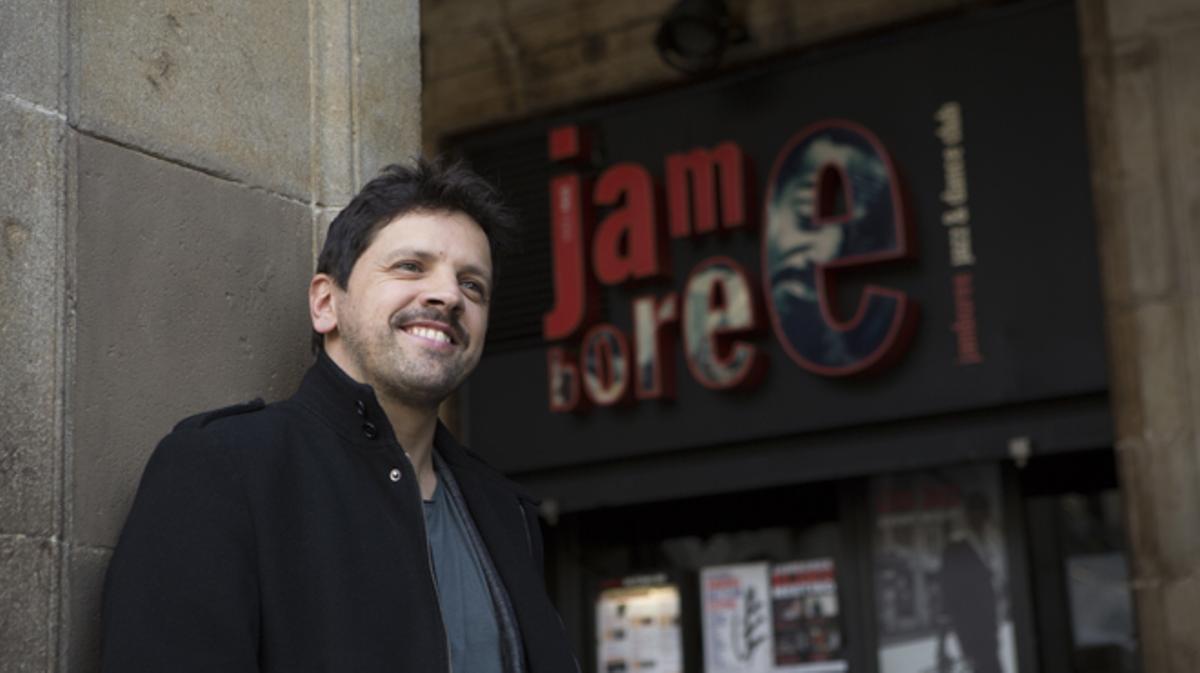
762, 119, 917, 376
665, 142, 748, 238
580, 324, 632, 406
592, 163, 665, 285
632, 292, 679, 400
543, 174, 592, 340
682, 258, 765, 390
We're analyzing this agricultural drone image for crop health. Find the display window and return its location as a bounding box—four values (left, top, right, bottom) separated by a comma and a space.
549, 480, 856, 673
1021, 451, 1140, 673
545, 451, 1138, 673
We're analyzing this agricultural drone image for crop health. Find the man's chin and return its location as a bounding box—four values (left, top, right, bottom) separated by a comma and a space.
378, 373, 465, 408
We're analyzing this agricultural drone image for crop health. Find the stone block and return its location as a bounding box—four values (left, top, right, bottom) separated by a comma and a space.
0, 101, 65, 537
1132, 300, 1191, 447
355, 0, 422, 178
314, 205, 340, 260
64, 546, 111, 673
0, 0, 63, 109
1141, 434, 1200, 576
73, 0, 311, 199
423, 0, 669, 81
0, 534, 58, 672
308, 0, 356, 208
1106, 39, 1174, 305
1104, 0, 1200, 41
1162, 570, 1200, 672
1104, 305, 1145, 436
1160, 26, 1200, 290
71, 135, 313, 547
1128, 573, 1169, 673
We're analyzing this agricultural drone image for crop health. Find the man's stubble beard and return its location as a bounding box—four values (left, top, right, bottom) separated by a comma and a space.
339, 309, 478, 409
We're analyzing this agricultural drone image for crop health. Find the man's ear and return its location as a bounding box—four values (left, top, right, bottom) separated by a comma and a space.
309, 274, 339, 337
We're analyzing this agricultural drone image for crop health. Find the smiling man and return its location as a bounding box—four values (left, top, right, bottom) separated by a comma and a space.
101, 160, 579, 673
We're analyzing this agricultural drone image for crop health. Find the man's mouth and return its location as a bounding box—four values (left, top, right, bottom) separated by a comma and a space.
401, 324, 457, 346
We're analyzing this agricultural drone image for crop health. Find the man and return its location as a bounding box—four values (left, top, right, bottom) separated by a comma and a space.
936, 492, 1003, 673
101, 159, 579, 673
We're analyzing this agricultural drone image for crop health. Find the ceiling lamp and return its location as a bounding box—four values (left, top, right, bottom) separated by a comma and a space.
654, 0, 747, 75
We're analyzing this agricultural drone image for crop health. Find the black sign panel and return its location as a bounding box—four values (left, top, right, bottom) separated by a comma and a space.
452, 1, 1106, 475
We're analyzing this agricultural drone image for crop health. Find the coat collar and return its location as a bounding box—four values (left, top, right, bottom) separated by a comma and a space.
292, 351, 480, 466
293, 351, 407, 450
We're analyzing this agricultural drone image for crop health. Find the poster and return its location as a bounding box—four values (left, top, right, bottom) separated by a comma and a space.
702, 563, 774, 673
872, 464, 1016, 673
771, 560, 848, 673
596, 576, 683, 673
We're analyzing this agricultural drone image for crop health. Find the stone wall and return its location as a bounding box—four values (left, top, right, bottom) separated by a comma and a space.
1079, 1, 1200, 671
423, 0, 1200, 670
0, 1, 421, 670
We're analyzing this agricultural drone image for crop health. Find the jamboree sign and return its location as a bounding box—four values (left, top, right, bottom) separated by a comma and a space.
543, 119, 919, 412
453, 1, 1107, 474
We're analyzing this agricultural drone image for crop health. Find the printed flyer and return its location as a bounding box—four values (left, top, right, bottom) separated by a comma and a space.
596, 576, 683, 673
701, 563, 774, 673
771, 559, 848, 673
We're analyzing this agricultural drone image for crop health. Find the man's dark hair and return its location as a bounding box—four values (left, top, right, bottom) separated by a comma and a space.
312, 157, 517, 352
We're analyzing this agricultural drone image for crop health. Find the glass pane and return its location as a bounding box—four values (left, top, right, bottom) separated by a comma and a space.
872, 464, 1016, 673
1059, 491, 1139, 673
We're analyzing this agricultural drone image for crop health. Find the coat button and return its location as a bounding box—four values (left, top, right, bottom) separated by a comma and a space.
355, 400, 367, 417
389, 468, 402, 482
362, 421, 377, 439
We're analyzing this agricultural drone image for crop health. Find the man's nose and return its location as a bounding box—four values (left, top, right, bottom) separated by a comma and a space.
419, 272, 464, 314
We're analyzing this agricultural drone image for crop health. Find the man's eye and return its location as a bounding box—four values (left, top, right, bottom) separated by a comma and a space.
395, 261, 421, 272
461, 279, 487, 297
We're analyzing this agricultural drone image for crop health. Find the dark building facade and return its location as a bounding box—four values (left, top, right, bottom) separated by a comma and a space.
424, 0, 1200, 671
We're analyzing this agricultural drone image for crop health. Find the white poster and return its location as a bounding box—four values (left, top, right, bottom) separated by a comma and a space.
701, 562, 773, 673
596, 578, 682, 673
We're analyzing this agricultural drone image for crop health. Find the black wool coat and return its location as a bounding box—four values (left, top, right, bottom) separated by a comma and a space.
101, 353, 579, 673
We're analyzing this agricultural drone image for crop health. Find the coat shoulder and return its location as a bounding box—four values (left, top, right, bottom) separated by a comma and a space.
456, 445, 542, 506
166, 398, 295, 463
172, 398, 268, 432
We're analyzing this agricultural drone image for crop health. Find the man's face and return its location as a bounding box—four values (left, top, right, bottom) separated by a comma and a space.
325, 209, 493, 407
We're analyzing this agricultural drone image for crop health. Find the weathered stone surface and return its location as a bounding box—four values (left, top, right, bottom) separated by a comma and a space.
1131, 300, 1192, 447
64, 546, 111, 673
0, 534, 58, 672
1141, 434, 1200, 577
72, 135, 313, 547
1160, 28, 1200, 257
314, 205, 339, 259
73, 0, 311, 199
356, 0, 422, 178
1097, 5, 1200, 669
1107, 39, 1175, 305
0, 0, 63, 109
1162, 565, 1200, 672
1160, 27, 1200, 435
308, 0, 421, 205
1104, 0, 1200, 42
420, 0, 966, 146
1127, 571, 1169, 673
0, 101, 64, 537
309, 0, 356, 208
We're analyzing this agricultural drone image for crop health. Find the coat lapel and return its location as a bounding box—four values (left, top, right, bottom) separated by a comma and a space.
436, 428, 578, 673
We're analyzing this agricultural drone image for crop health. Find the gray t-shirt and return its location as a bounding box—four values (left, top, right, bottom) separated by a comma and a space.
424, 480, 504, 673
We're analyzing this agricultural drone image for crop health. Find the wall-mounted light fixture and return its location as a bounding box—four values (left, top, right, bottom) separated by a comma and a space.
654, 0, 747, 75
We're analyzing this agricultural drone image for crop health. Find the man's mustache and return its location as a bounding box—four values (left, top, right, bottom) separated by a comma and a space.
389, 308, 468, 346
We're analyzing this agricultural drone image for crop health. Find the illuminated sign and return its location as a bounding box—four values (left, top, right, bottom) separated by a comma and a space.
543, 121, 918, 412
